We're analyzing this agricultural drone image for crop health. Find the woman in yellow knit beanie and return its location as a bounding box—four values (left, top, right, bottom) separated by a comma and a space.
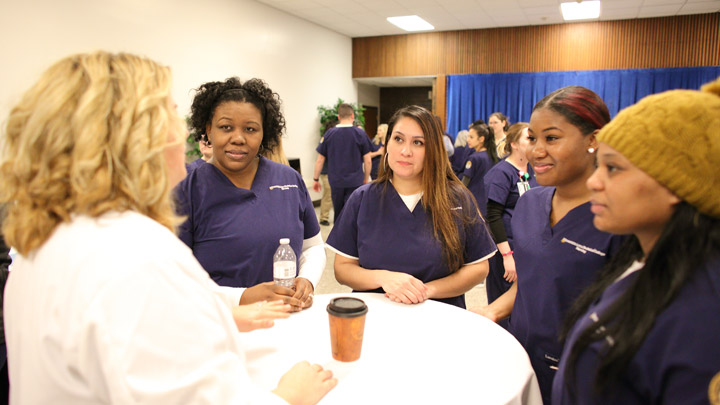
553, 77, 720, 404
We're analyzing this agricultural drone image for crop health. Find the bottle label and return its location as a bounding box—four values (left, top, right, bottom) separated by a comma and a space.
274, 260, 296, 279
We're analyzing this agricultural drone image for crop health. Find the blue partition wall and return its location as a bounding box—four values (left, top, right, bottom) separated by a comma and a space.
446, 66, 720, 139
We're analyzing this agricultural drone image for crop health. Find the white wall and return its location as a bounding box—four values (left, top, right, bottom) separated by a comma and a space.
0, 0, 356, 198
357, 83, 380, 109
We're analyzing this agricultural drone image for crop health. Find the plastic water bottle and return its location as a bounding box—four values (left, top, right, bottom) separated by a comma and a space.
273, 238, 296, 288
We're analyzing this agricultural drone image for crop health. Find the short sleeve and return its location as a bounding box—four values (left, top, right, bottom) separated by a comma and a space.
484, 169, 512, 205
325, 188, 364, 259
462, 195, 497, 264
462, 155, 476, 179
298, 173, 321, 239
174, 178, 193, 248
316, 136, 328, 156
357, 130, 372, 155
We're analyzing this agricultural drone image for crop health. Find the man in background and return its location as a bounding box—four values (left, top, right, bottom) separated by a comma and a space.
313, 104, 372, 222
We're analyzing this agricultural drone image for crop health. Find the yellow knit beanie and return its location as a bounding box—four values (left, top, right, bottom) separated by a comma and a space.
597, 76, 720, 218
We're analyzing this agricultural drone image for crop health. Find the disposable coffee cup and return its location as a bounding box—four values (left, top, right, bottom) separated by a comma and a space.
327, 297, 368, 362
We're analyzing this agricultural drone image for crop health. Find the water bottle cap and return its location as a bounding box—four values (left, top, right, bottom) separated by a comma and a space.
279, 238, 290, 244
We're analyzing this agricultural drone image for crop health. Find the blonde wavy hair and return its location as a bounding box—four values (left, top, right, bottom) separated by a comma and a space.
0, 52, 184, 255
373, 123, 388, 145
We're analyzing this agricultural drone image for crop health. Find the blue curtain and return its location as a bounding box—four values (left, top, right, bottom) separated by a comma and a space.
446, 66, 720, 139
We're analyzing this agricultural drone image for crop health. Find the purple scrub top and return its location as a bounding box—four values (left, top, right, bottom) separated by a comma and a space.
508, 186, 625, 404
552, 257, 720, 404
186, 158, 206, 173
176, 157, 320, 288
451, 146, 474, 179
326, 182, 497, 308
483, 159, 538, 243
462, 150, 496, 217
316, 125, 372, 188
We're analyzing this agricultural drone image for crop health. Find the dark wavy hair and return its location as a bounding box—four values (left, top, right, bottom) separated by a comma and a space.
469, 122, 498, 164
532, 86, 610, 135
378, 105, 480, 273
560, 202, 720, 398
189, 77, 285, 154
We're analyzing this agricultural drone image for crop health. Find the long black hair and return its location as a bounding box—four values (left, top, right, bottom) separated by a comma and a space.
560, 202, 720, 397
469, 122, 498, 163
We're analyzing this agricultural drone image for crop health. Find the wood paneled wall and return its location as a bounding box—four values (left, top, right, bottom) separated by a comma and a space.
353, 13, 720, 78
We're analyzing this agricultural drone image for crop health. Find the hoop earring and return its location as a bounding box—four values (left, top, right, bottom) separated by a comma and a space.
383, 152, 389, 172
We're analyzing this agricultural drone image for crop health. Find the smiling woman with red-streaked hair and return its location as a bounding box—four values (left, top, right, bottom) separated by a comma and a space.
472, 86, 626, 404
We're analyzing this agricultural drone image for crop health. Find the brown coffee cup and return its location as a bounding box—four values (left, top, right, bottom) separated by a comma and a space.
327, 297, 368, 362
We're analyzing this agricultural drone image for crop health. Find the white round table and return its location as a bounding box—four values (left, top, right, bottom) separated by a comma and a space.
238, 293, 542, 404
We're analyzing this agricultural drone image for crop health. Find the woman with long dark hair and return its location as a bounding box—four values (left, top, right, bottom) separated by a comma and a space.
462, 122, 499, 217
553, 78, 720, 404
473, 86, 625, 403
327, 105, 496, 308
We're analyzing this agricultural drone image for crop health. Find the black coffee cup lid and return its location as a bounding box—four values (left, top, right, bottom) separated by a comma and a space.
327, 297, 368, 318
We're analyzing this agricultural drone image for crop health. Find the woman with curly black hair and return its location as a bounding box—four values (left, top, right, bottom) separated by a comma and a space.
176, 77, 325, 312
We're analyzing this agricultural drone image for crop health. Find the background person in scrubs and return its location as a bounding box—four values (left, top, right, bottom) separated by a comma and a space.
482, 122, 537, 320
462, 122, 499, 217
488, 112, 510, 158
472, 86, 625, 403
327, 105, 497, 309
0, 51, 336, 404
553, 77, 720, 404
177, 77, 325, 312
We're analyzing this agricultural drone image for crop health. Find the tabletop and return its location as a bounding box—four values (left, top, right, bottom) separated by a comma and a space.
238, 293, 542, 404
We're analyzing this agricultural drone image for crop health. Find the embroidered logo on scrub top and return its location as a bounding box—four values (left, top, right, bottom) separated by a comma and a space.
269, 184, 299, 191
561, 238, 606, 256
450, 207, 462, 210
465, 160, 472, 169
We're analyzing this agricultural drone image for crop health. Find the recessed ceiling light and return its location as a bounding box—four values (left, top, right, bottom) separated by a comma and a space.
387, 15, 434, 32
560, 1, 601, 21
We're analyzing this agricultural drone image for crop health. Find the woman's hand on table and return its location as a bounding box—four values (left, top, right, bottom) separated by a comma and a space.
240, 282, 305, 312
292, 277, 315, 309
502, 254, 517, 282
273, 361, 337, 405
379, 271, 428, 304
232, 300, 291, 332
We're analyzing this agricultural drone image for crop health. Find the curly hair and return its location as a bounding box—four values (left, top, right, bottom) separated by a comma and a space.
0, 52, 185, 255
189, 77, 285, 155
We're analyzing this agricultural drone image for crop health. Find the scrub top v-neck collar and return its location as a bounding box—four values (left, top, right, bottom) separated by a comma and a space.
388, 182, 423, 214
542, 187, 592, 242
209, 156, 265, 198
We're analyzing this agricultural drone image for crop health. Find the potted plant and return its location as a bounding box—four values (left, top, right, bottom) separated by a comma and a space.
317, 98, 365, 136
